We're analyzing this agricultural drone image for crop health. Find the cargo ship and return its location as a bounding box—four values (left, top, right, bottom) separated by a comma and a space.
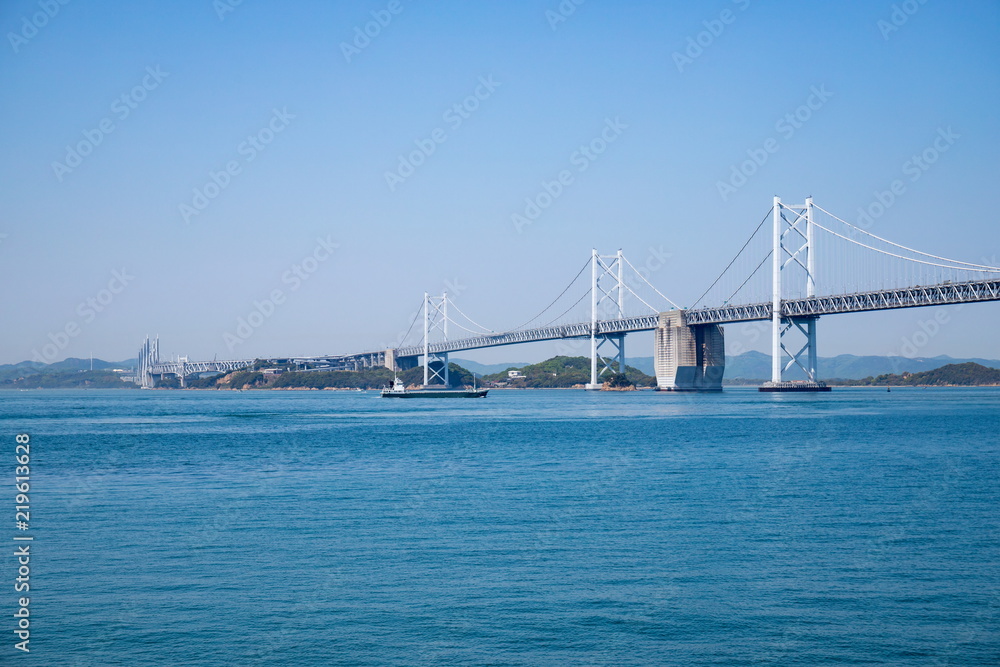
380, 377, 488, 398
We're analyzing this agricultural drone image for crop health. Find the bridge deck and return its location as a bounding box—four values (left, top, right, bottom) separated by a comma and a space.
394, 278, 1000, 358
684, 278, 1000, 325
150, 278, 1000, 373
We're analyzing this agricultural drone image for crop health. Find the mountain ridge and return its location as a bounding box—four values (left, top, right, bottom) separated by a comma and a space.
5, 353, 1000, 385
458, 353, 1000, 380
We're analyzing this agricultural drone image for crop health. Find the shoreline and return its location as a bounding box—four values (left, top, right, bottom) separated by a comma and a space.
6, 384, 1000, 392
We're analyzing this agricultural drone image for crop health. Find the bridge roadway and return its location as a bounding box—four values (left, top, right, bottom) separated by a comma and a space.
394, 278, 1000, 359
683, 278, 1000, 325
146, 358, 256, 379
148, 278, 1000, 376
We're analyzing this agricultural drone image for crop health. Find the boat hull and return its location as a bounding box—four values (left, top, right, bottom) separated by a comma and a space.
381, 389, 488, 398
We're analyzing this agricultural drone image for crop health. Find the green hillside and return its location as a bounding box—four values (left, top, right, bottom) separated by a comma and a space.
188, 363, 476, 390
6, 370, 133, 389
842, 362, 1000, 386
482, 356, 656, 388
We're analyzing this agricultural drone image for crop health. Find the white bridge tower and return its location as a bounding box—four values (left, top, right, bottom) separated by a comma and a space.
586, 249, 628, 390
763, 196, 827, 391
423, 292, 450, 387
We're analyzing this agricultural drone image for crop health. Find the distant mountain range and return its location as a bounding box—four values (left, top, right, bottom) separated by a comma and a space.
4, 353, 999, 387
838, 362, 1000, 386
0, 357, 135, 384
722, 352, 1000, 380
457, 353, 1000, 381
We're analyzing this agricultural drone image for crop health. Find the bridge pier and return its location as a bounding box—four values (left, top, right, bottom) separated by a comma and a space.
585, 333, 626, 390
386, 349, 420, 372
759, 315, 829, 391
654, 311, 724, 391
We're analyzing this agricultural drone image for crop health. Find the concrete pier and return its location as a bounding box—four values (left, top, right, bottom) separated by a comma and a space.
654, 311, 725, 391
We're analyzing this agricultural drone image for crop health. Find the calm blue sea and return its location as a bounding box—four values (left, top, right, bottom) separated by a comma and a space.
3, 387, 999, 666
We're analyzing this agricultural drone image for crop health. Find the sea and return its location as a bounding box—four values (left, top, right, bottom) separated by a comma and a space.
3, 387, 999, 666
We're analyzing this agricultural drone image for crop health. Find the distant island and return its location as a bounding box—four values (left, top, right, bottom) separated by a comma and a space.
183, 363, 470, 391
726, 362, 1000, 387
4, 369, 132, 389
2, 356, 999, 390
184, 356, 655, 390
834, 362, 1000, 387
601, 351, 1000, 382
479, 356, 655, 389
0, 357, 134, 389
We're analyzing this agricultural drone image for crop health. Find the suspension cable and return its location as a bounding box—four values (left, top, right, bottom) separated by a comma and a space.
442, 317, 493, 337
814, 204, 1000, 270
508, 257, 591, 330
725, 249, 772, 304
690, 206, 772, 309
396, 299, 424, 346
811, 220, 1000, 272
448, 301, 494, 333
619, 282, 660, 314
542, 288, 592, 327
619, 254, 682, 309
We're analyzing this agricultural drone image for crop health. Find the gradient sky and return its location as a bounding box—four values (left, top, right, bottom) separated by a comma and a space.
1, 0, 998, 366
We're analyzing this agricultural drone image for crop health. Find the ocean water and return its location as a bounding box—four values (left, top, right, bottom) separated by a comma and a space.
4, 387, 1000, 666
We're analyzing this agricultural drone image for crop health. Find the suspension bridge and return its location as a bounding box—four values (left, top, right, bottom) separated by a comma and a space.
135, 197, 1000, 391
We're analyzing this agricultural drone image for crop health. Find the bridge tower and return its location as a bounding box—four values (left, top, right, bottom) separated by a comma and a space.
586, 249, 628, 390
423, 292, 450, 387
137, 335, 159, 389
762, 196, 828, 392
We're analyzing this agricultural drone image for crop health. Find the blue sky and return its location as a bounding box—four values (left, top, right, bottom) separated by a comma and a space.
1, 0, 998, 366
